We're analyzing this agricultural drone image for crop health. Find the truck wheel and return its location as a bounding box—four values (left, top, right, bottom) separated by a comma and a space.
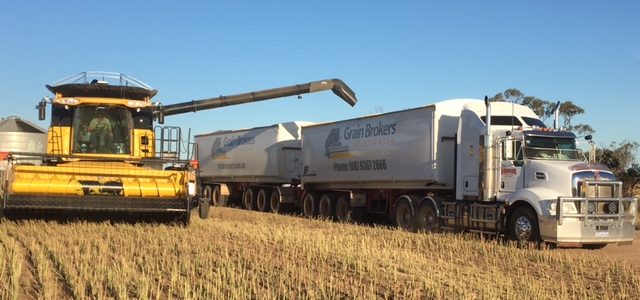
335, 194, 352, 223
319, 193, 336, 220
508, 206, 540, 243
270, 189, 282, 213
302, 192, 319, 218
394, 199, 414, 231
212, 185, 221, 206
415, 202, 439, 233
256, 189, 271, 212
242, 188, 257, 211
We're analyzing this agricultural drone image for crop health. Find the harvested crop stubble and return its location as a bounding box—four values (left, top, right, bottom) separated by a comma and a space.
0, 207, 638, 299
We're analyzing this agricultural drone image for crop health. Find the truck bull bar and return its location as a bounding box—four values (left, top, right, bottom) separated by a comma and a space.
557, 181, 637, 226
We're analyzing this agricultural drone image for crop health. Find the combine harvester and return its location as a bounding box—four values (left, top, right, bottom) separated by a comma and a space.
0, 72, 356, 224
196, 98, 637, 247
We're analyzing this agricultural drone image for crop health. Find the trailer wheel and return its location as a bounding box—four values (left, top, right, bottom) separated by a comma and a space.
302, 192, 319, 218
319, 193, 336, 220
256, 189, 271, 212
211, 185, 221, 206
415, 202, 439, 233
394, 199, 414, 231
508, 206, 540, 243
334, 194, 352, 223
270, 189, 282, 213
242, 188, 257, 211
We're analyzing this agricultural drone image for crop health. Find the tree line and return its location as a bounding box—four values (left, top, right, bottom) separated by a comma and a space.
490, 89, 639, 196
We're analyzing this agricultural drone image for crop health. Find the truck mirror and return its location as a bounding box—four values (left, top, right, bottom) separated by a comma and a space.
141, 136, 149, 145
37, 99, 47, 120
585, 135, 592, 141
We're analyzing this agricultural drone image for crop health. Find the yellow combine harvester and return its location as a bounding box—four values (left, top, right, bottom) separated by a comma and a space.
0, 72, 356, 224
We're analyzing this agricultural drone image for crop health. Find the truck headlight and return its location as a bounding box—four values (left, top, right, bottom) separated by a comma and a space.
547, 201, 578, 215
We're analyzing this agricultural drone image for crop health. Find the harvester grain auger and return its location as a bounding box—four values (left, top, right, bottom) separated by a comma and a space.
0, 72, 357, 224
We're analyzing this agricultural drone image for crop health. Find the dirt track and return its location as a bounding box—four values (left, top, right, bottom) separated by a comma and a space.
559, 231, 640, 267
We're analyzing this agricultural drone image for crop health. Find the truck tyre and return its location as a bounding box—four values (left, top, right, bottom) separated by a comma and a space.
394, 199, 414, 231
212, 185, 221, 206
319, 193, 336, 220
302, 192, 319, 218
508, 206, 540, 243
256, 189, 271, 212
270, 189, 284, 214
415, 202, 439, 233
335, 194, 352, 223
242, 188, 257, 211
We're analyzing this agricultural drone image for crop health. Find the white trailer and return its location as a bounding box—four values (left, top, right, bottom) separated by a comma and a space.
195, 121, 311, 212
300, 99, 636, 247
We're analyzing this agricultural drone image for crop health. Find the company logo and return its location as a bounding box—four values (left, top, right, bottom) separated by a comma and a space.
211, 138, 228, 160
325, 128, 350, 158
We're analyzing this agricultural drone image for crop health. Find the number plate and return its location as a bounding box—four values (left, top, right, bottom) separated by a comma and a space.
595, 231, 609, 238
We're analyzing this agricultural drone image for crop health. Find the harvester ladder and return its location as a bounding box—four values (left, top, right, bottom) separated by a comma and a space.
47, 126, 63, 155
155, 126, 181, 160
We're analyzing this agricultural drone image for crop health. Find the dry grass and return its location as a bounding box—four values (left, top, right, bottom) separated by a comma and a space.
0, 207, 638, 299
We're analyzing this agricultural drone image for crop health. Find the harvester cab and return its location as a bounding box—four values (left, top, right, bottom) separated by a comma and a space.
0, 71, 357, 224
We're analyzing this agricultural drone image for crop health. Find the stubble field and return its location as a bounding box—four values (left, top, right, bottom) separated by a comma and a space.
0, 207, 638, 299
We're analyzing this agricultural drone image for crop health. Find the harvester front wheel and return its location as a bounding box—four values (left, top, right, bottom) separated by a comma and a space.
179, 199, 191, 226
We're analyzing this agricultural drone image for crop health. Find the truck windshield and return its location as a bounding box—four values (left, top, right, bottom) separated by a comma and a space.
524, 136, 580, 160
72, 106, 132, 154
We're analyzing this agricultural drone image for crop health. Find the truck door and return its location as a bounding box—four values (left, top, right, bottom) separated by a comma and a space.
498, 139, 524, 200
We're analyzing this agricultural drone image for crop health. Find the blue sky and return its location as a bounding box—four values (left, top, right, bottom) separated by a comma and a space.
1, 1, 638, 150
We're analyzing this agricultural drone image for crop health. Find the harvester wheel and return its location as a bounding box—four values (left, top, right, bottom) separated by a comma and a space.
318, 193, 336, 220
335, 194, 352, 223
270, 189, 281, 213
302, 192, 319, 218
243, 188, 257, 210
394, 198, 414, 231
256, 189, 271, 212
179, 199, 191, 226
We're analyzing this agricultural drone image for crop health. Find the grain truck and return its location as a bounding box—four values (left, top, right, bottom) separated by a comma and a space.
200, 98, 637, 247
0, 72, 356, 224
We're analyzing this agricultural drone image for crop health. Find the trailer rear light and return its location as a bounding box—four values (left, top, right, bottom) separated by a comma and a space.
0, 152, 8, 160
